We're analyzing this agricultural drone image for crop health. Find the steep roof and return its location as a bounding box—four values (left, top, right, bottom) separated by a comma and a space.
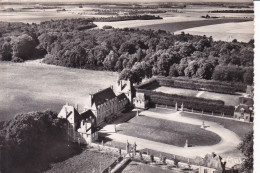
117, 93, 128, 101
235, 104, 253, 114
91, 87, 116, 107
58, 105, 80, 120
80, 110, 96, 120
239, 97, 253, 106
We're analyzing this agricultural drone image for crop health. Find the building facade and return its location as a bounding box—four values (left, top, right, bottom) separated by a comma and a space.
58, 104, 98, 145
84, 85, 129, 125
133, 92, 149, 109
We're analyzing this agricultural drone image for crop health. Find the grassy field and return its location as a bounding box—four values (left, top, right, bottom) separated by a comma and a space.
0, 62, 118, 121
45, 148, 118, 173
180, 112, 253, 138
122, 161, 173, 173
137, 18, 251, 33
117, 116, 221, 147
154, 86, 241, 106
175, 21, 254, 42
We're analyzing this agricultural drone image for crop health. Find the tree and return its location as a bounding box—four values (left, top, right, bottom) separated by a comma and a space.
238, 131, 253, 173
103, 51, 118, 71
196, 61, 214, 79
11, 34, 37, 60
169, 63, 179, 77
243, 67, 254, 85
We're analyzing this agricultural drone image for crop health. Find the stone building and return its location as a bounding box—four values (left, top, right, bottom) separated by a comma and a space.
84, 86, 129, 125
133, 92, 149, 109
234, 95, 254, 122
116, 80, 134, 103
234, 104, 254, 122
195, 153, 226, 173
246, 85, 254, 98
58, 104, 98, 145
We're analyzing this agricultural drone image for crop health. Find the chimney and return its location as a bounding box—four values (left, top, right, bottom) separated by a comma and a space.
65, 106, 67, 115
90, 94, 93, 106
75, 104, 78, 111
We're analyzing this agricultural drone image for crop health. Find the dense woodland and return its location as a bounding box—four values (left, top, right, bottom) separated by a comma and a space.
0, 18, 254, 85
92, 15, 162, 22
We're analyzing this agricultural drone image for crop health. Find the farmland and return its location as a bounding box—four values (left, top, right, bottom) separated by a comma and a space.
122, 161, 173, 173
137, 18, 252, 34
175, 21, 254, 42
117, 115, 221, 147
45, 148, 118, 173
153, 86, 241, 106
0, 61, 118, 121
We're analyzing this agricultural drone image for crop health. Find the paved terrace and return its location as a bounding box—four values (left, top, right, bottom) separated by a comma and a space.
99, 108, 241, 159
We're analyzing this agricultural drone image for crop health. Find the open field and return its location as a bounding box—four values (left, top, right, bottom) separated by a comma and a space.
180, 112, 253, 138
117, 116, 221, 147
45, 148, 118, 173
0, 62, 118, 121
122, 161, 173, 173
137, 18, 252, 33
94, 16, 204, 29
154, 86, 241, 106
175, 21, 254, 42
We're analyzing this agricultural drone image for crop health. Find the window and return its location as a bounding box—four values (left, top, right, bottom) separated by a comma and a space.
204, 169, 208, 173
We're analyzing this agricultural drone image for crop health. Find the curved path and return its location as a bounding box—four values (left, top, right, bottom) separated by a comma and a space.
99, 108, 241, 159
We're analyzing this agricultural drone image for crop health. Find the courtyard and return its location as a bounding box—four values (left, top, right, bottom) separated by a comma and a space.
117, 116, 221, 147
99, 108, 242, 159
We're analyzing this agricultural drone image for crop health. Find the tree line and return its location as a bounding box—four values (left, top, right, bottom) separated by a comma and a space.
0, 18, 254, 85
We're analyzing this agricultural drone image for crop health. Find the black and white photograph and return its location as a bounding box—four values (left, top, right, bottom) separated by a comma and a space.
0, 0, 256, 172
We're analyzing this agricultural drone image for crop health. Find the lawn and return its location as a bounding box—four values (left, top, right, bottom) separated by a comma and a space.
0, 62, 118, 121
122, 161, 173, 173
154, 86, 241, 106
45, 148, 118, 173
180, 112, 253, 139
137, 18, 251, 33
117, 116, 221, 147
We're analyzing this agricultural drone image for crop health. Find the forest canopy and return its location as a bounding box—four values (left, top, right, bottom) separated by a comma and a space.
0, 18, 254, 85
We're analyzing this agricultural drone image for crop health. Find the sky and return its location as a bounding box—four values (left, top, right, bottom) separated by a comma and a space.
0, 0, 253, 3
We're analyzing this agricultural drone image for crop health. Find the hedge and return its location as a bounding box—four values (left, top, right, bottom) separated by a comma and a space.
159, 77, 247, 92
136, 89, 234, 116
135, 79, 160, 90
149, 95, 234, 116
157, 78, 236, 94
137, 89, 225, 106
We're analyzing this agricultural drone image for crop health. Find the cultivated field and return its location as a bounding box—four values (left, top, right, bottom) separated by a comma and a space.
180, 112, 253, 138
154, 86, 241, 106
94, 16, 203, 29
175, 21, 254, 42
0, 62, 118, 121
137, 18, 252, 34
117, 116, 221, 147
122, 161, 173, 173
45, 148, 118, 173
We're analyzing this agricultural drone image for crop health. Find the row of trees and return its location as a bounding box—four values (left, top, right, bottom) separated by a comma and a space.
0, 19, 254, 85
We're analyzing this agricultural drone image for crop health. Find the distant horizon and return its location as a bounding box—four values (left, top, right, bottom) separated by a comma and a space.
0, 0, 253, 3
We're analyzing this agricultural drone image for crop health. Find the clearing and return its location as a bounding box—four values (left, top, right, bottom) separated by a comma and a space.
0, 61, 118, 121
